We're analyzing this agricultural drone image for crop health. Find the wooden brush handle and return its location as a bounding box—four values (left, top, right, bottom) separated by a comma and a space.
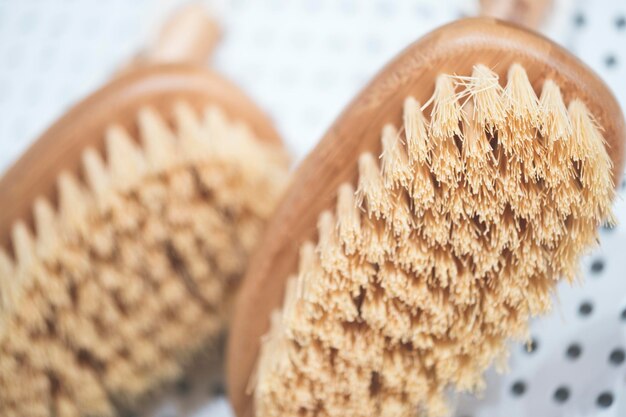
480, 0, 553, 29
146, 3, 220, 64
124, 3, 221, 71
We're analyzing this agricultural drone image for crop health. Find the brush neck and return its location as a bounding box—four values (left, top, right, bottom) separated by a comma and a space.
480, 0, 553, 30
123, 3, 220, 73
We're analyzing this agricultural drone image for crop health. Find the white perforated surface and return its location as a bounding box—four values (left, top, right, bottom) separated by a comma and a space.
1, 1, 626, 417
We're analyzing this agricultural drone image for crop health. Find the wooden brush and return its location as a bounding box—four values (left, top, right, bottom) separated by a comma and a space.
227, 17, 625, 417
0, 5, 289, 417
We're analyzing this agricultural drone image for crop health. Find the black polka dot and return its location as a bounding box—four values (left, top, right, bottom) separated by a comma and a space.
574, 12, 586, 27
616, 15, 626, 29
590, 259, 605, 274
609, 348, 625, 365
511, 380, 526, 396
20, 11, 37, 34
211, 383, 226, 396
597, 391, 614, 408
176, 378, 191, 395
290, 31, 309, 49
579, 301, 593, 317
566, 343, 582, 360
12, 118, 26, 138
304, 0, 321, 12
5, 46, 22, 69
314, 71, 335, 89
339, 0, 356, 15
554, 386, 570, 403
523, 337, 538, 354
414, 4, 432, 18
0, 81, 9, 103
605, 54, 617, 68
268, 0, 284, 11
254, 28, 274, 46
601, 223, 615, 233
376, 1, 394, 17
365, 36, 382, 54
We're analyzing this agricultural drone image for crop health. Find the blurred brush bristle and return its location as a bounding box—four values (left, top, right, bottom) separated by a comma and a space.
254, 64, 615, 417
0, 103, 289, 417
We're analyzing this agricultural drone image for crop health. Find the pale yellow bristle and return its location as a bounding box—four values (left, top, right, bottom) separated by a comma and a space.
0, 248, 13, 278
138, 107, 179, 170
569, 99, 615, 218
317, 211, 349, 276
282, 276, 300, 325
360, 216, 393, 265
381, 124, 412, 189
0, 102, 289, 417
430, 75, 462, 139
540, 79, 573, 142
429, 75, 462, 185
255, 64, 616, 417
56, 393, 81, 417
505, 64, 540, 131
537, 82, 575, 191
463, 65, 506, 132
297, 241, 315, 298
420, 208, 450, 247
395, 232, 433, 276
204, 106, 229, 145
388, 188, 413, 239
33, 197, 59, 258
0, 248, 16, 311
57, 171, 89, 232
403, 97, 431, 165
82, 148, 110, 204
410, 162, 436, 217
105, 125, 146, 189
297, 242, 322, 304
461, 103, 496, 197
12, 221, 35, 272
336, 183, 361, 255
174, 101, 210, 158
356, 153, 392, 220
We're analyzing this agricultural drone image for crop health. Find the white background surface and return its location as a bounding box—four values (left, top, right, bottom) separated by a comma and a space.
1, 1, 626, 416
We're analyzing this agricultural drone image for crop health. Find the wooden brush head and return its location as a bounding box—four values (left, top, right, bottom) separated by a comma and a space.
0, 64, 282, 250
227, 17, 625, 417
0, 57, 290, 417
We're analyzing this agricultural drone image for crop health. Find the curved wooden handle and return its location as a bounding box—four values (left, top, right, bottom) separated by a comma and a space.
480, 0, 553, 29
127, 3, 221, 70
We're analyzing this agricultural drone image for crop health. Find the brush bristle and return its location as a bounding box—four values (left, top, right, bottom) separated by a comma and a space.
254, 64, 615, 417
0, 103, 289, 417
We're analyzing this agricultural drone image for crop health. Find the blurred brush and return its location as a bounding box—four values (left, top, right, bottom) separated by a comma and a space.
0, 4, 289, 417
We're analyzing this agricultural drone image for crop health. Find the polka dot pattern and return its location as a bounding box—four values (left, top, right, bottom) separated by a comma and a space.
1, 1, 626, 417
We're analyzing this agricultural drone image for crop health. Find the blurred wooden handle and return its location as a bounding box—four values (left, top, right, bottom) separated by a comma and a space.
480, 0, 553, 29
128, 3, 221, 69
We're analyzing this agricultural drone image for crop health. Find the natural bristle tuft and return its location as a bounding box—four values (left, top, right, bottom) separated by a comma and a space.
0, 104, 288, 417
254, 64, 615, 417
